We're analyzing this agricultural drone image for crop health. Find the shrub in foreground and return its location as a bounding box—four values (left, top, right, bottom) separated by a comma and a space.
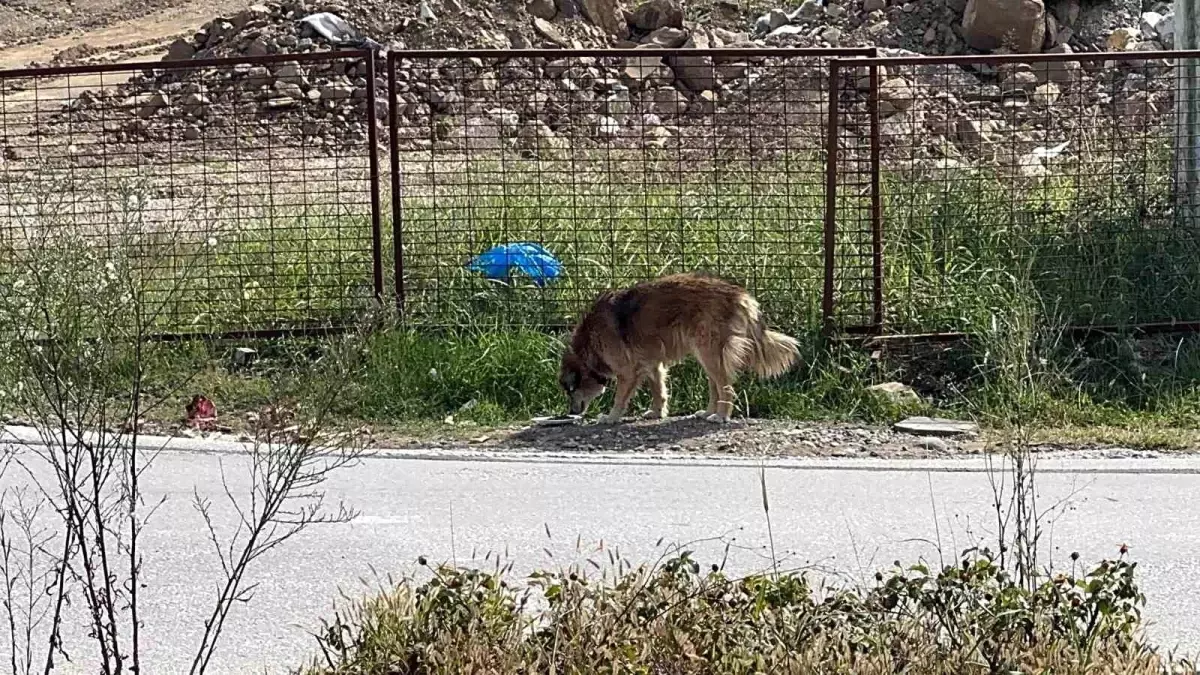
305, 549, 1179, 674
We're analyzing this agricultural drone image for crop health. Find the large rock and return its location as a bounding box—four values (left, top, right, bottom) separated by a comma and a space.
647, 86, 689, 116
867, 382, 922, 406
231, 3, 271, 29
624, 51, 670, 82
164, 38, 195, 61
1106, 26, 1140, 50
668, 32, 715, 92
643, 26, 689, 47
1034, 43, 1082, 84
527, 0, 558, 20
962, 0, 1046, 53
755, 9, 790, 34
515, 120, 571, 159
630, 0, 684, 31
580, 0, 629, 38
273, 62, 308, 87
556, 0, 580, 18
1154, 11, 1176, 44
878, 77, 915, 115
533, 17, 571, 46
893, 416, 979, 437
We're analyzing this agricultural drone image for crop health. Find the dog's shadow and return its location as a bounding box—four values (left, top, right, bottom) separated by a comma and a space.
502, 415, 732, 452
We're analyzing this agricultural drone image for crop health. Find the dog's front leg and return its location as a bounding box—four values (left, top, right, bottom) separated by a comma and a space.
642, 363, 668, 419
597, 373, 640, 425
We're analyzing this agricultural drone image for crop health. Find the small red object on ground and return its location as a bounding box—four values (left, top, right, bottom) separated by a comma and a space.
185, 394, 218, 430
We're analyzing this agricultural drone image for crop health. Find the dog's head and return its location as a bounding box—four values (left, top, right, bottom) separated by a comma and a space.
559, 351, 608, 415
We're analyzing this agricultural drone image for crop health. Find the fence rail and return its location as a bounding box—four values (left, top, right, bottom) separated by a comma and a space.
0, 46, 1194, 338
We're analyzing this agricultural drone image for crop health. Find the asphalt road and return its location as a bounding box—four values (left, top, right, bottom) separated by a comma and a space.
2, 432, 1199, 673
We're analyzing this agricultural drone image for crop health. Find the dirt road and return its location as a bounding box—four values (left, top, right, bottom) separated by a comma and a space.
0, 0, 246, 70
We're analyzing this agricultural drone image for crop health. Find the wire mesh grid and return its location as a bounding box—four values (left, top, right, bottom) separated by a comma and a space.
825, 58, 880, 331
846, 51, 1196, 334
0, 50, 381, 338
388, 48, 872, 332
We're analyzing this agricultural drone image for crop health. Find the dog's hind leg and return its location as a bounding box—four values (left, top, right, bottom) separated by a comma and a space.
598, 371, 643, 425
692, 376, 719, 419
642, 363, 669, 419
708, 374, 736, 424
694, 349, 736, 423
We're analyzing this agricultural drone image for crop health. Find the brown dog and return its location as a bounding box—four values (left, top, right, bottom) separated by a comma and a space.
559, 272, 801, 424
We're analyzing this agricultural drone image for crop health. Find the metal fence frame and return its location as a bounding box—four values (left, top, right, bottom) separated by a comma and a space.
0, 48, 384, 339
385, 46, 875, 329
834, 49, 1200, 337
2, 46, 1197, 338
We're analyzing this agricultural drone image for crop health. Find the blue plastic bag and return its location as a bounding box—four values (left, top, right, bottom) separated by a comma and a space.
466, 242, 563, 287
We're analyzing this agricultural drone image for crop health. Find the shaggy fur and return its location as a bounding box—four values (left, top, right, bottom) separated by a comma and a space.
559, 272, 801, 424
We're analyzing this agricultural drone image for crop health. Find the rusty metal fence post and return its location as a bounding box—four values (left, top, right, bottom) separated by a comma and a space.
387, 50, 406, 316
366, 52, 385, 304
822, 58, 841, 330
868, 59, 884, 332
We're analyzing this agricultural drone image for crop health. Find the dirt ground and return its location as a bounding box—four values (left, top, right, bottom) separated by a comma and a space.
0, 0, 248, 68
137, 413, 1179, 460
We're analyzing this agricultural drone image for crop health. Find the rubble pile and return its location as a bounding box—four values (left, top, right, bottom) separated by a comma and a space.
46, 0, 1181, 170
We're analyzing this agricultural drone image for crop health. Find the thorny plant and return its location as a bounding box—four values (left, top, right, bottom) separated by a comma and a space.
0, 202, 183, 675
0, 187, 372, 674
189, 326, 371, 675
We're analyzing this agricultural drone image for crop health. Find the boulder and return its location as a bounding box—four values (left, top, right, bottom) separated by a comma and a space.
962, 0, 1046, 53
630, 0, 684, 31
164, 38, 195, 61
878, 77, 915, 114
527, 0, 558, 20
643, 26, 689, 47
580, 0, 629, 38
668, 32, 715, 92
755, 9, 790, 34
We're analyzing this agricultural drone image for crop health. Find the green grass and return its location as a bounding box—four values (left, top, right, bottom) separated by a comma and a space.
75, 321, 1200, 451
5, 140, 1200, 440
5, 142, 1190, 338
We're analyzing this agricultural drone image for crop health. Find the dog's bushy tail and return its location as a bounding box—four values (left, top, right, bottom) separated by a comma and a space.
733, 295, 801, 379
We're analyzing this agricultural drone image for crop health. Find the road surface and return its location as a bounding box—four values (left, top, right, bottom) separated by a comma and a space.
2, 430, 1199, 673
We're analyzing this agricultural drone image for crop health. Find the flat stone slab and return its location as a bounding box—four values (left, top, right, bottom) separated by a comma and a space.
893, 416, 979, 437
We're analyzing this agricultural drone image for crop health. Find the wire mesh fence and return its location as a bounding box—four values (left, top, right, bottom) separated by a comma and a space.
839, 50, 1197, 335
2, 46, 1198, 339
388, 47, 873, 332
0, 50, 382, 338
826, 57, 880, 331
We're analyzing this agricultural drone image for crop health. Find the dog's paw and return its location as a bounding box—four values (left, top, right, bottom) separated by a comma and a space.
704, 413, 731, 424
596, 413, 623, 425
642, 408, 667, 420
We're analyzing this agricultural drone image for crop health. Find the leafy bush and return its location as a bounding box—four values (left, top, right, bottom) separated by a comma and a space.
305, 548, 1174, 674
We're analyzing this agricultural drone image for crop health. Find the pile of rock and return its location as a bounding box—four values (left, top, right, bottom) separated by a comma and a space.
49, 0, 824, 157
44, 0, 1180, 171
753, 0, 958, 53
752, 0, 1175, 57
831, 45, 1176, 178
